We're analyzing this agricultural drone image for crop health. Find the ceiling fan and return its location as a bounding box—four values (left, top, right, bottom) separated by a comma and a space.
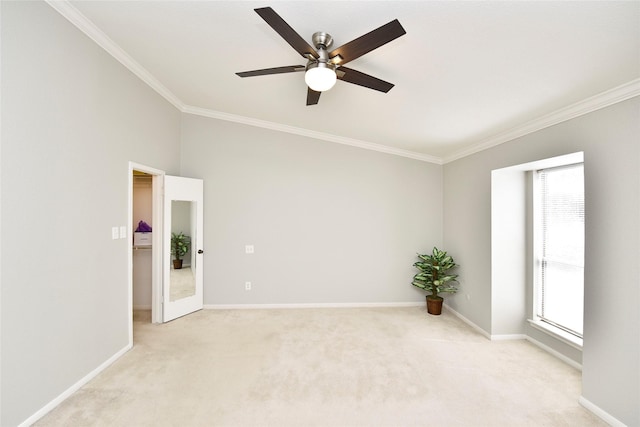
236, 7, 406, 106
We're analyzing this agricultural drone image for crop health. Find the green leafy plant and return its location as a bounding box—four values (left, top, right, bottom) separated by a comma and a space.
412, 247, 459, 299
171, 232, 190, 261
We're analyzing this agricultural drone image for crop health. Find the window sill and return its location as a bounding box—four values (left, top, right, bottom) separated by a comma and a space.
527, 319, 583, 350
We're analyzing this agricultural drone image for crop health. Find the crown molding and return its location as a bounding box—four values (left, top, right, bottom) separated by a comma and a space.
182, 105, 442, 164
45, 0, 439, 164
45, 1, 639, 166
442, 78, 640, 164
45, 0, 184, 111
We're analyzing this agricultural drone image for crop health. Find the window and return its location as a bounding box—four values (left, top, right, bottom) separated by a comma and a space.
534, 163, 584, 339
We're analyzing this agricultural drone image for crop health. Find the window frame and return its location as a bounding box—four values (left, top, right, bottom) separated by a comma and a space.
532, 162, 585, 347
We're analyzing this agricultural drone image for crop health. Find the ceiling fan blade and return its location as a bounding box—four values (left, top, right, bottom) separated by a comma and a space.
254, 7, 319, 59
236, 65, 305, 78
306, 88, 321, 105
329, 19, 406, 66
337, 66, 394, 93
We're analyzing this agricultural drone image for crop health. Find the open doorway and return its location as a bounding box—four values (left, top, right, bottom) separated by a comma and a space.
128, 162, 165, 344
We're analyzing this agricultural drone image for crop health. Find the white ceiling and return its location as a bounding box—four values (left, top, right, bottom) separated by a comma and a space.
60, 1, 640, 162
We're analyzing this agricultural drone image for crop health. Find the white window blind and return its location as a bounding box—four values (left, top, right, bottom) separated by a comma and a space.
536, 163, 584, 337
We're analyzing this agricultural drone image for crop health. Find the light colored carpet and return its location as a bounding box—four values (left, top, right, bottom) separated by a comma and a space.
35, 307, 605, 427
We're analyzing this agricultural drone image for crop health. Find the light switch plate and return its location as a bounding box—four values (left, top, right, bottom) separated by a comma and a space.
119, 226, 127, 239
111, 227, 119, 240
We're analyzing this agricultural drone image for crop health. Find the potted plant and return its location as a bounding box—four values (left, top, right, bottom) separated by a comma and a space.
171, 232, 190, 269
411, 247, 459, 315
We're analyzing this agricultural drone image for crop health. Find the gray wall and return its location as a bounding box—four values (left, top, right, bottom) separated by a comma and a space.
443, 97, 640, 426
1, 2, 181, 425
2, 1, 638, 425
180, 114, 442, 305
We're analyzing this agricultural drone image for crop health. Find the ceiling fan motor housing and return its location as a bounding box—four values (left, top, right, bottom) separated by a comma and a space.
305, 31, 337, 92
236, 7, 406, 105
312, 32, 333, 50
307, 32, 335, 70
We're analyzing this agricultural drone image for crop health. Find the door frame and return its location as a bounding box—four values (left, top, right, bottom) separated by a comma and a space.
128, 162, 165, 344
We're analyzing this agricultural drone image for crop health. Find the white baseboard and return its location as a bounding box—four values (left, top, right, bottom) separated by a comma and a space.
204, 301, 425, 310
579, 396, 627, 427
525, 335, 582, 371
18, 343, 132, 427
443, 304, 492, 340
445, 305, 582, 369
443, 305, 628, 425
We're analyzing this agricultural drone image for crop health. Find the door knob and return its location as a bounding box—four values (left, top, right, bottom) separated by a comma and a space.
197, 249, 204, 254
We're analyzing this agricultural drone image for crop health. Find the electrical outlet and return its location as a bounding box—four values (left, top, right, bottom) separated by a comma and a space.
245, 245, 254, 254
245, 281, 252, 290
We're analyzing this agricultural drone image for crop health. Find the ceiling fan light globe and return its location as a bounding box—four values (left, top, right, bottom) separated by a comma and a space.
305, 66, 337, 92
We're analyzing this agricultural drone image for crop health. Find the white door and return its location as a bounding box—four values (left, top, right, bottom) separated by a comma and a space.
163, 175, 204, 322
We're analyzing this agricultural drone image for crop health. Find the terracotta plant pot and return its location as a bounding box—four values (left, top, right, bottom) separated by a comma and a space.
173, 259, 183, 270
426, 295, 443, 315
